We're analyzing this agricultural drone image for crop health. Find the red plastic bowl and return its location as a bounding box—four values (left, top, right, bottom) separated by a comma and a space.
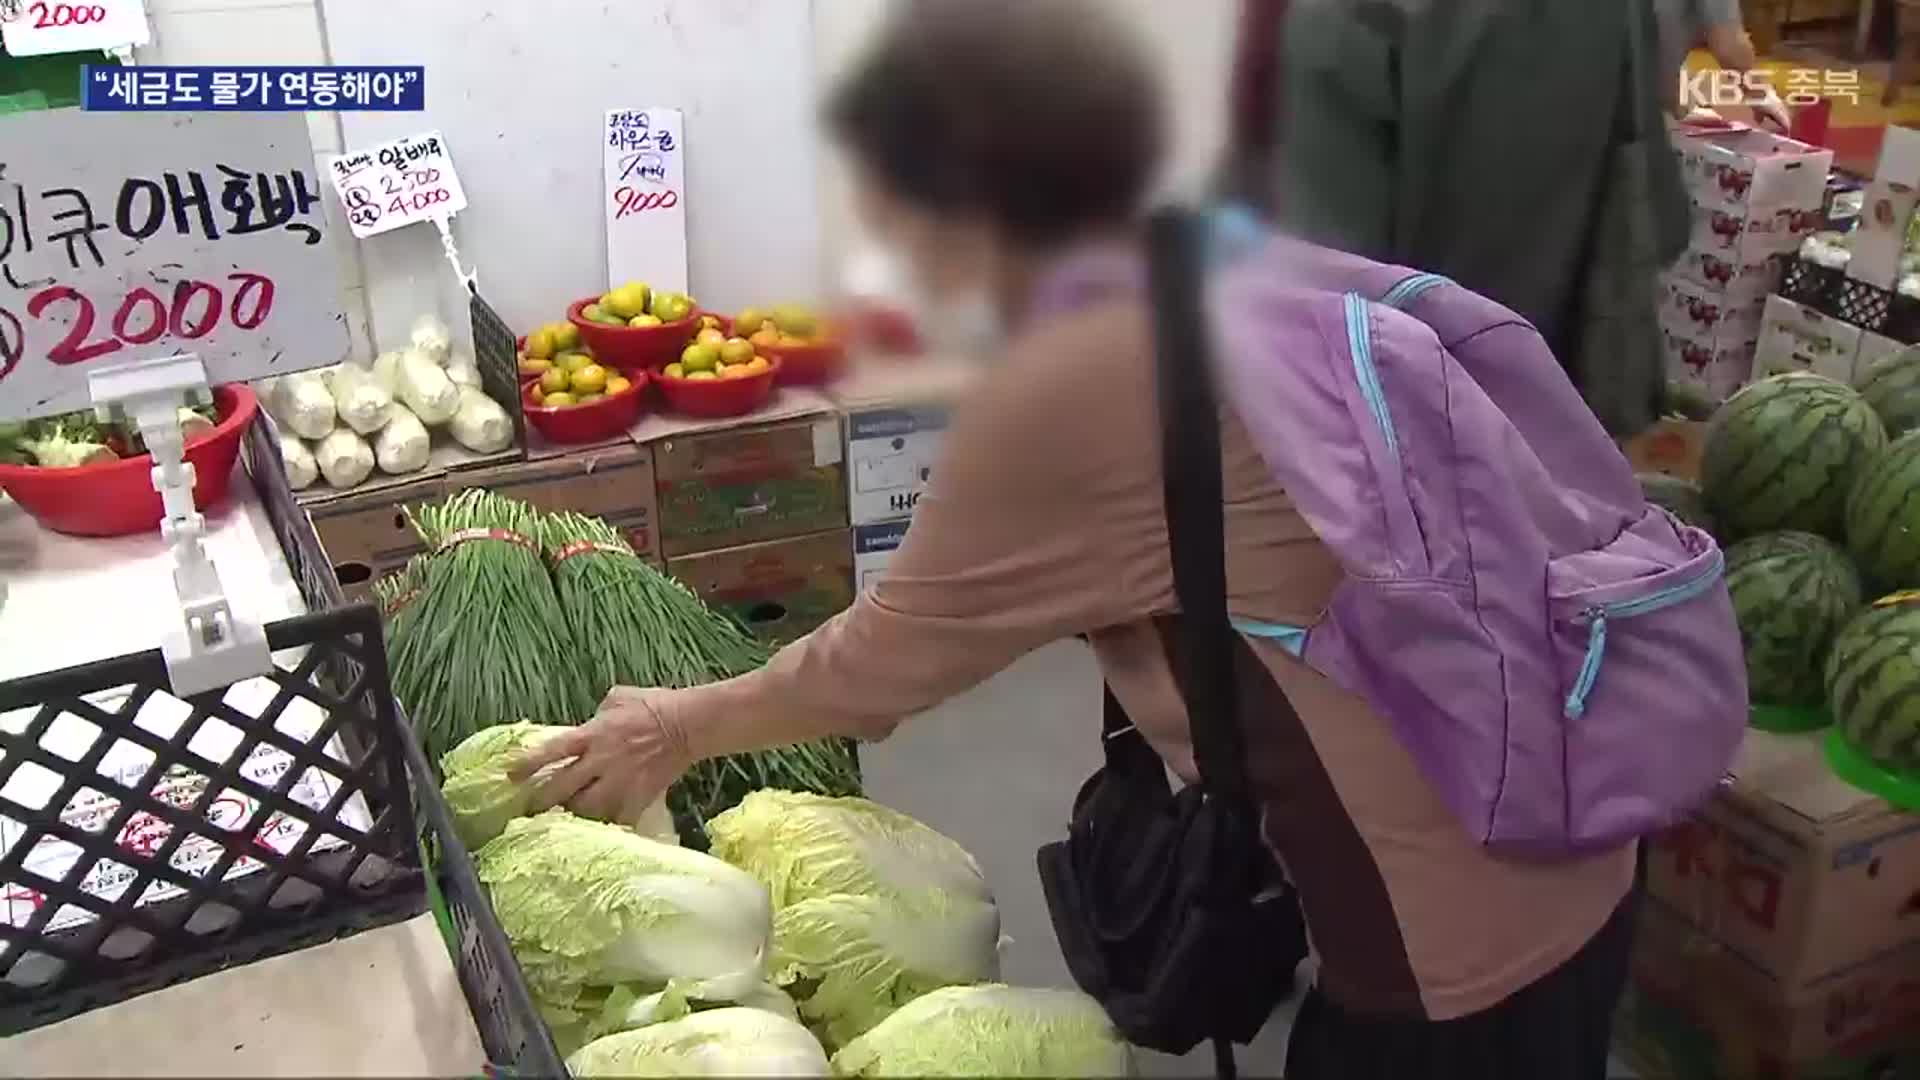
654, 356, 781, 418
0, 384, 258, 537
760, 336, 847, 385
521, 371, 647, 443
567, 297, 699, 372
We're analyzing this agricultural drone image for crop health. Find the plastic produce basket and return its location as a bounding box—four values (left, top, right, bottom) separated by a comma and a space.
245, 419, 566, 1076
0, 604, 423, 1034
1778, 255, 1920, 345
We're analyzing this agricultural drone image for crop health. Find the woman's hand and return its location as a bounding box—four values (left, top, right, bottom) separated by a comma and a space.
510, 685, 696, 826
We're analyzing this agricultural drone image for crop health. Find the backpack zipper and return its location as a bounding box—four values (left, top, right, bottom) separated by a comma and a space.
1381, 272, 1450, 310
1343, 292, 1401, 461
1563, 549, 1725, 719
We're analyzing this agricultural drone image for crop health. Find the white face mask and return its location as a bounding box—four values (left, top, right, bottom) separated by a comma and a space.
841, 245, 1004, 364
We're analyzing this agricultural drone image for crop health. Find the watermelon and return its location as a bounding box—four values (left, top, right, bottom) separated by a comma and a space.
1701, 373, 1888, 542
1725, 531, 1864, 707
1845, 430, 1920, 590
1638, 473, 1714, 535
1857, 345, 1920, 439
1825, 591, 1920, 774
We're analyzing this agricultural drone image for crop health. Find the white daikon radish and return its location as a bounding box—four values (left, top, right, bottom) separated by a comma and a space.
445, 350, 482, 389
279, 433, 317, 490
266, 372, 336, 440
410, 314, 452, 363
372, 350, 405, 396
449, 387, 513, 454
322, 363, 395, 435
395, 347, 460, 425
315, 427, 375, 489
374, 403, 432, 475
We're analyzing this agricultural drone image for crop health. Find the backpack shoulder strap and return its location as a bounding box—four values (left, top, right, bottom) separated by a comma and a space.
1146, 208, 1296, 806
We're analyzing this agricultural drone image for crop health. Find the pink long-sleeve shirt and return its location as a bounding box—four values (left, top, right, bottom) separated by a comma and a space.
743, 287, 1635, 1021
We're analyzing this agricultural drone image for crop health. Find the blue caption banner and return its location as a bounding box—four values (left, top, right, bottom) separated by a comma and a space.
81, 66, 425, 112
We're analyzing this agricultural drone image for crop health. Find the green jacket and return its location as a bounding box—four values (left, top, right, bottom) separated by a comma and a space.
1271, 0, 1688, 433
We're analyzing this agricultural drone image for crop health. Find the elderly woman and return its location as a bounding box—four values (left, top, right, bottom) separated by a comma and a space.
519, 2, 1639, 1076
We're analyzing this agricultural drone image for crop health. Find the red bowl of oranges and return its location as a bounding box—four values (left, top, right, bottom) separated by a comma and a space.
656, 324, 780, 418
565, 281, 701, 372
723, 304, 845, 385
522, 365, 645, 443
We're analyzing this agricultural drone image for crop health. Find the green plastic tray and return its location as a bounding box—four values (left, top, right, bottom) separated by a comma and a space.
1824, 728, 1920, 812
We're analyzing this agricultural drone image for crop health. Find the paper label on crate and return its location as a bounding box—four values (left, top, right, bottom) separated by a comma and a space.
853, 519, 910, 594
1, 677, 373, 934
812, 418, 843, 468
326, 130, 468, 239
603, 107, 688, 295
0, 110, 350, 422
0, 0, 149, 57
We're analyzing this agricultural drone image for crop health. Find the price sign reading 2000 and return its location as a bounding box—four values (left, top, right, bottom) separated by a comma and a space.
0, 272, 275, 384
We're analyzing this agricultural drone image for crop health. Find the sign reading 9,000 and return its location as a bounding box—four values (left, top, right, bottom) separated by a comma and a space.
0, 111, 349, 421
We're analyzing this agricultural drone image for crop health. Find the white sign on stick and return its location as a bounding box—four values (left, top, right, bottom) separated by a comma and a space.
603, 108, 688, 295
326, 130, 468, 240
0, 0, 150, 57
0, 110, 349, 421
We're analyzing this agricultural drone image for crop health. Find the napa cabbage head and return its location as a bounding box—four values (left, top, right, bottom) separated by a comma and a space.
772, 891, 1001, 1049
566, 1007, 831, 1078
442, 722, 675, 849
472, 811, 771, 1043
830, 984, 1134, 1078
705, 790, 993, 909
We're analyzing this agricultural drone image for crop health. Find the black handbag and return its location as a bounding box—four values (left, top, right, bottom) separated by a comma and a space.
1036, 209, 1306, 1078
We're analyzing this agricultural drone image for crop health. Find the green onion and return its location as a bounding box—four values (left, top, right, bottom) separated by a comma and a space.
539, 510, 862, 842
387, 490, 599, 764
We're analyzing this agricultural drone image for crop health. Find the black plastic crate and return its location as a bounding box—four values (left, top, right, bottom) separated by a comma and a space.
0, 605, 424, 1033
1779, 254, 1844, 312
246, 417, 564, 1076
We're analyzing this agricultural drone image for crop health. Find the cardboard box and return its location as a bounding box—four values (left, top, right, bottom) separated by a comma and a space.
1623, 419, 1708, 481
1673, 126, 1832, 265
664, 529, 854, 649
1663, 323, 1759, 403
651, 415, 848, 558
1855, 328, 1910, 380
1847, 126, 1920, 290
1752, 294, 1869, 384
845, 405, 948, 526
1670, 245, 1784, 310
456, 442, 658, 560
308, 473, 446, 605
1616, 902, 1920, 1080
1660, 274, 1769, 346
852, 518, 911, 593
1674, 125, 1835, 217
1643, 729, 1920, 996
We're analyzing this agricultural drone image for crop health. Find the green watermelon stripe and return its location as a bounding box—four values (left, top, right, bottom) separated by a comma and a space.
1860, 681, 1920, 761
1827, 631, 1909, 720
1717, 401, 1854, 498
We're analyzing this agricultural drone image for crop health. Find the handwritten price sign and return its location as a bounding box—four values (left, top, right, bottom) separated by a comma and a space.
0, 0, 148, 56
326, 130, 469, 240
0, 110, 349, 421
603, 107, 688, 295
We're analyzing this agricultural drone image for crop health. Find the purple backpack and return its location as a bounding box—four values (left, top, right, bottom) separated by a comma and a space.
1192, 216, 1747, 857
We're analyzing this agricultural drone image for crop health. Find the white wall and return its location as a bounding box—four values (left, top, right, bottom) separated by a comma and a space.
134, 0, 1238, 357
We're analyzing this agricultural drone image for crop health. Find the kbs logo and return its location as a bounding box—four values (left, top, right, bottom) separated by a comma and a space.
1679, 69, 1775, 110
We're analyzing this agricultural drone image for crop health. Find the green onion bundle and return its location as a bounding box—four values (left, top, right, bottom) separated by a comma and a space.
390, 490, 599, 764
538, 510, 862, 839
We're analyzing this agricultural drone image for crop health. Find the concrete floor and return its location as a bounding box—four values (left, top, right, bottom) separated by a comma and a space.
862, 641, 1301, 1078
861, 639, 1638, 1080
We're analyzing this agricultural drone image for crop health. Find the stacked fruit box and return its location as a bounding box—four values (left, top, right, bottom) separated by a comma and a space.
1660, 123, 1833, 401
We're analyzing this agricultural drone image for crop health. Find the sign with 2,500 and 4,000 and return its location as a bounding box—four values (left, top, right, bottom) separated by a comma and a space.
0, 110, 349, 422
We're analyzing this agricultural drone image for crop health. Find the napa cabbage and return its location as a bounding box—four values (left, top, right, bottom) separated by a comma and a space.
566, 1007, 831, 1078
472, 811, 772, 1050
830, 985, 1134, 1078
441, 722, 674, 849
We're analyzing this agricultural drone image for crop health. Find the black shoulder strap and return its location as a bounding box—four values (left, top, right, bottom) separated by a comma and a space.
1144, 208, 1255, 806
